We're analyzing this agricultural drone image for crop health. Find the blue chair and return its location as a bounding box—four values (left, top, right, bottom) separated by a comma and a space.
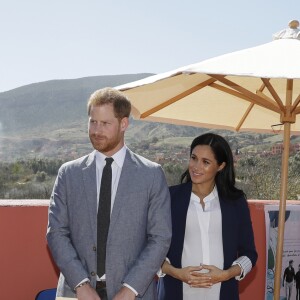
35, 288, 56, 300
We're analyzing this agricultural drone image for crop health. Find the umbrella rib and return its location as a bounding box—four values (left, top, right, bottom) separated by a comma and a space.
291, 93, 300, 113
210, 74, 280, 113
261, 78, 285, 111
140, 78, 216, 118
294, 107, 300, 114
235, 103, 255, 131
210, 82, 280, 113
255, 90, 283, 111
210, 83, 255, 102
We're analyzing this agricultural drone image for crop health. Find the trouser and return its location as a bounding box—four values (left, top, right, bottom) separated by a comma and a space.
296, 286, 299, 300
96, 281, 108, 300
285, 281, 293, 300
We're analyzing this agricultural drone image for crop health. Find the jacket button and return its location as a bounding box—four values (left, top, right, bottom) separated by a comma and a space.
93, 246, 96, 251
91, 272, 96, 276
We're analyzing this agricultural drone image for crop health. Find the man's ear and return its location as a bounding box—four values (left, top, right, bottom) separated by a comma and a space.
120, 117, 129, 131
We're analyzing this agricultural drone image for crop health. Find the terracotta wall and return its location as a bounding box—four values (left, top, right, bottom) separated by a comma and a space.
240, 200, 268, 299
0, 200, 58, 300
0, 199, 298, 300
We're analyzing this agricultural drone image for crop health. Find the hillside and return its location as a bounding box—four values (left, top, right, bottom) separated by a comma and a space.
0, 73, 290, 163
0, 74, 211, 161
0, 74, 153, 135
2, 74, 300, 200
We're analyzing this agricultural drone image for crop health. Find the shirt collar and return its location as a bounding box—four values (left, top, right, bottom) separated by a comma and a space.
95, 145, 127, 169
203, 185, 218, 203
191, 185, 219, 212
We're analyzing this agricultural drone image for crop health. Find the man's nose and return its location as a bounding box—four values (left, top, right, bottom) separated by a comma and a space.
93, 123, 104, 133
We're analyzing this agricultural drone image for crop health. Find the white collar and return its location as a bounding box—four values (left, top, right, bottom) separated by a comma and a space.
95, 145, 127, 169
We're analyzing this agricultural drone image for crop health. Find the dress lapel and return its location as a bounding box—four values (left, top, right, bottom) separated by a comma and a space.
219, 195, 235, 269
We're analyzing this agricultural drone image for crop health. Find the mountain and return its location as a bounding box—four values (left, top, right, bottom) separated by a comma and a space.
3, 73, 296, 164
0, 74, 153, 135
0, 74, 208, 162
2, 75, 300, 200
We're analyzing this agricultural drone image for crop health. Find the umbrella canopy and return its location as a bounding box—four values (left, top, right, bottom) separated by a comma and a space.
117, 38, 300, 134
116, 22, 300, 300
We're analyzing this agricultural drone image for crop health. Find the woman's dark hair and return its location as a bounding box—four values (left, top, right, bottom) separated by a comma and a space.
181, 133, 244, 200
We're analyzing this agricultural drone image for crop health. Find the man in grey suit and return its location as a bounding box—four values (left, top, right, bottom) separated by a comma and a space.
47, 87, 172, 300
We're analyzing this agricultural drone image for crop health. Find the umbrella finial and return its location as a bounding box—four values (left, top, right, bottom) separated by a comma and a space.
273, 20, 300, 40
288, 19, 299, 29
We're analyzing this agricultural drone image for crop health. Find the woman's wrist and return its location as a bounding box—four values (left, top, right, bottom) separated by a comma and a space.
224, 264, 242, 281
170, 266, 182, 280
163, 261, 180, 280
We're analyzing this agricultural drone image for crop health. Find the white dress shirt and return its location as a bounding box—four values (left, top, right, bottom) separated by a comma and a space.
95, 146, 138, 295
95, 146, 126, 212
75, 146, 138, 295
181, 186, 252, 300
182, 186, 223, 300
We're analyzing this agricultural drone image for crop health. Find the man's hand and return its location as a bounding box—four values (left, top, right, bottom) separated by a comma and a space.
112, 286, 136, 300
76, 283, 100, 300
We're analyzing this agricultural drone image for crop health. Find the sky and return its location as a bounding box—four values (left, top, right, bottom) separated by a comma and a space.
1, 0, 300, 93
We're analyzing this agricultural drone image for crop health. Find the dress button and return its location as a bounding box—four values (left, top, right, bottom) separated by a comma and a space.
91, 271, 96, 276
93, 246, 96, 251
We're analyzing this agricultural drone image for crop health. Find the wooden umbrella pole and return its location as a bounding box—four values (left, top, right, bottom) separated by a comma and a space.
273, 121, 290, 300
273, 78, 293, 300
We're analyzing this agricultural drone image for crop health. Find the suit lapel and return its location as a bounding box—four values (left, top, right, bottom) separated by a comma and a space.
109, 149, 137, 234
82, 151, 97, 243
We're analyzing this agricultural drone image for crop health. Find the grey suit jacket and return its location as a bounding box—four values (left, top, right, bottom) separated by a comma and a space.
47, 148, 172, 299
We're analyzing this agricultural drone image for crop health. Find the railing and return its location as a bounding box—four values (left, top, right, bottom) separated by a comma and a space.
0, 200, 58, 300
1, 199, 298, 300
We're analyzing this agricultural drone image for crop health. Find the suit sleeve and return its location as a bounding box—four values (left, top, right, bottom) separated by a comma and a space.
46, 165, 89, 290
122, 165, 172, 296
237, 197, 258, 268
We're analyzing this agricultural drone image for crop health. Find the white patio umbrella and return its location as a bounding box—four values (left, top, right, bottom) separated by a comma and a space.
116, 21, 300, 300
